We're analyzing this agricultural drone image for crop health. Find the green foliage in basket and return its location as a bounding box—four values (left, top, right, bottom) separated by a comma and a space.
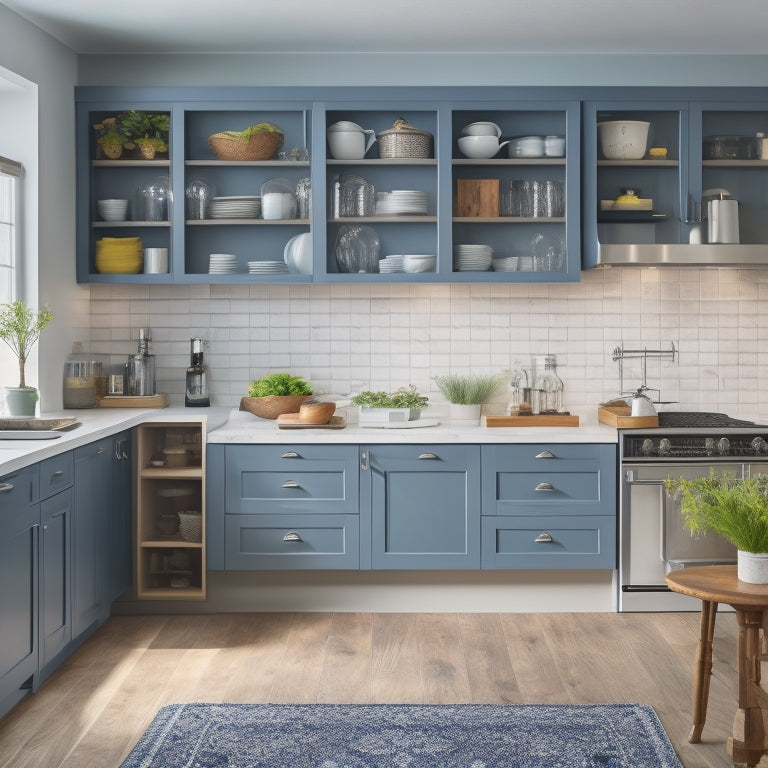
248, 372, 313, 397
433, 372, 504, 405
352, 386, 428, 409
223, 122, 284, 142
664, 471, 768, 553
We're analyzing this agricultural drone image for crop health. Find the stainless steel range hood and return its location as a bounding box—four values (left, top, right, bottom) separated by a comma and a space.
595, 243, 768, 267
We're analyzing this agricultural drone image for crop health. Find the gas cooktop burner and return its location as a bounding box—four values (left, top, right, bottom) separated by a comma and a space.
656, 411, 763, 429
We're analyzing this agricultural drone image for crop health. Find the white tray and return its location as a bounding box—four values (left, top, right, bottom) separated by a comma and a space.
359, 418, 439, 429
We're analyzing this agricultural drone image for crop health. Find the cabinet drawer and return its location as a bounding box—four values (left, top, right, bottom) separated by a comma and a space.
481, 444, 616, 516
39, 452, 74, 500
0, 464, 39, 509
481, 515, 616, 570
225, 513, 359, 570
226, 445, 358, 515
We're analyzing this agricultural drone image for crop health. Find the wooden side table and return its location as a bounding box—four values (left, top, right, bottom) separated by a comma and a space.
666, 565, 768, 768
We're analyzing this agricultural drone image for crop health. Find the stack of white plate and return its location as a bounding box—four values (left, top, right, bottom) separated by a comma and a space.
379, 255, 404, 273
247, 260, 289, 275
375, 190, 428, 216
492, 256, 519, 272
208, 196, 261, 219
453, 244, 493, 271
208, 253, 240, 274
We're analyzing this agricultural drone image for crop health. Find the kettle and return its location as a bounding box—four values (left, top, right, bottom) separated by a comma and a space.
703, 188, 740, 244
630, 386, 657, 418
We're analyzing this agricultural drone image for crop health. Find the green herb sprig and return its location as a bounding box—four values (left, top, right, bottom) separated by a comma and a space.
433, 372, 503, 405
352, 386, 428, 409
248, 373, 313, 397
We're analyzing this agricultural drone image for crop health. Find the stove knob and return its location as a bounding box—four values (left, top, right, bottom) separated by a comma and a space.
658, 438, 671, 457
717, 437, 731, 456
641, 438, 654, 456
751, 437, 768, 455
705, 437, 716, 456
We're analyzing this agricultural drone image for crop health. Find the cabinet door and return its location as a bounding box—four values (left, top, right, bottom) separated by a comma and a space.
362, 444, 481, 569
107, 431, 133, 602
40, 489, 72, 669
0, 466, 39, 715
73, 441, 109, 636
581, 99, 688, 268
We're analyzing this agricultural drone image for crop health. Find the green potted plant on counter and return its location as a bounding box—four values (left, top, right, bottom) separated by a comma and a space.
240, 372, 313, 419
665, 471, 768, 584
433, 372, 504, 425
352, 385, 429, 425
0, 300, 53, 417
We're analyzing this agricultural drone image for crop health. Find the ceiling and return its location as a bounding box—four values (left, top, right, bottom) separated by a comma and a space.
2, 0, 768, 56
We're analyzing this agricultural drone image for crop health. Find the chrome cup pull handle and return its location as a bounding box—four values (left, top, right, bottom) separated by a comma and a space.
535, 450, 556, 459
282, 480, 301, 489
534, 532, 553, 543
0, 482, 14, 493
281, 451, 301, 459
283, 531, 303, 543
534, 482, 555, 492
417, 453, 439, 460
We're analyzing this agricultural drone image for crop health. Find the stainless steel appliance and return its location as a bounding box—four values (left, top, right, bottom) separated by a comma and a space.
619, 411, 768, 611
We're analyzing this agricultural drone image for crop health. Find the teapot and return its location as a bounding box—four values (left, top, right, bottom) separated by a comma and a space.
327, 121, 377, 160
630, 386, 657, 418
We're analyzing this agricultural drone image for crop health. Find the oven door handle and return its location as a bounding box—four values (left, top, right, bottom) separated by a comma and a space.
624, 470, 667, 485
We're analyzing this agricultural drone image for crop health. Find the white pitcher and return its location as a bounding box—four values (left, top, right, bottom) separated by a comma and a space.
327, 121, 377, 160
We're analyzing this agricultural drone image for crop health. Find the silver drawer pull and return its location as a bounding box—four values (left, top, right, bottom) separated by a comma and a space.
282, 480, 301, 489
417, 453, 438, 460
281, 451, 301, 459
283, 531, 303, 543
534, 482, 555, 492
535, 450, 556, 459
534, 532, 553, 543
96, 447, 105, 455
51, 470, 64, 479
0, 482, 14, 493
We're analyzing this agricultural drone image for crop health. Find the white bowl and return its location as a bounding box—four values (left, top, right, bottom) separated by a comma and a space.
461, 121, 502, 137
97, 198, 129, 221
597, 120, 650, 160
508, 136, 544, 158
458, 135, 506, 159
402, 254, 436, 273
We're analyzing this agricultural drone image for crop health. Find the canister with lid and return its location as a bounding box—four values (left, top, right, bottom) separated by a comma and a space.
63, 342, 104, 408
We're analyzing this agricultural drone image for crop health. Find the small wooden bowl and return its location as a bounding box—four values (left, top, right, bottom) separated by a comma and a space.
240, 395, 312, 420
298, 401, 336, 424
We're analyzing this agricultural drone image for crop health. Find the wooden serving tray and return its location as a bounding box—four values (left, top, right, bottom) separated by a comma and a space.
486, 414, 580, 427
97, 393, 169, 408
277, 414, 346, 430
598, 405, 658, 429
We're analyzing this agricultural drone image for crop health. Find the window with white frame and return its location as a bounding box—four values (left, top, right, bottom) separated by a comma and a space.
0, 156, 21, 304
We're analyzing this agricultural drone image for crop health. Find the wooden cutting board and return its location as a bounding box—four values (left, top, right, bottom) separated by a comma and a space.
597, 405, 658, 428
485, 414, 580, 427
97, 394, 169, 408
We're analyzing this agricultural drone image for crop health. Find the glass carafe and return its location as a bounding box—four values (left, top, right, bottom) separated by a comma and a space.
533, 354, 564, 414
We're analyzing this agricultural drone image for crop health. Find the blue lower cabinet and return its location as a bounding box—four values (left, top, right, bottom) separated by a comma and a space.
481, 514, 616, 570
225, 513, 359, 569
362, 445, 481, 570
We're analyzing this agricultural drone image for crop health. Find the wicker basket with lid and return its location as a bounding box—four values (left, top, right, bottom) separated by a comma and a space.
377, 118, 433, 159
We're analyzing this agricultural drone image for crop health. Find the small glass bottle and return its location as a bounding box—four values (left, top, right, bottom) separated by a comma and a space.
185, 337, 210, 407
534, 354, 564, 414
126, 328, 155, 396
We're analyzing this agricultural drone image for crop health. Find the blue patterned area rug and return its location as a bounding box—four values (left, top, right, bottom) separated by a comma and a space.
120, 702, 683, 768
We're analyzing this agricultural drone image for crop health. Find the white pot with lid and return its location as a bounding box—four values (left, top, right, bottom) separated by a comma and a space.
327, 121, 377, 159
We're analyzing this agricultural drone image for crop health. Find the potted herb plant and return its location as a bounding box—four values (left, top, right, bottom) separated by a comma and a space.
0, 300, 53, 417
433, 372, 504, 425
241, 372, 313, 419
352, 386, 429, 425
665, 471, 768, 583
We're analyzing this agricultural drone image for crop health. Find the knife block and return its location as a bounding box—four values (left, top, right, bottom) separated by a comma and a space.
455, 179, 499, 217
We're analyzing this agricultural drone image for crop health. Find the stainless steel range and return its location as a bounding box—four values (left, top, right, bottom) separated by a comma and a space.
619, 411, 768, 611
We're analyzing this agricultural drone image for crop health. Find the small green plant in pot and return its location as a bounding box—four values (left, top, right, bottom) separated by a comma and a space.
665, 471, 768, 583
241, 372, 313, 419
0, 300, 53, 417
433, 372, 504, 424
353, 386, 428, 424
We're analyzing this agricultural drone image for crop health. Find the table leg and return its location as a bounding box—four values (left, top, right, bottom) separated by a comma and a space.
728, 608, 767, 767
689, 600, 718, 743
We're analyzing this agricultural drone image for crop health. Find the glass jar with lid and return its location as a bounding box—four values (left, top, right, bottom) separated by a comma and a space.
261, 178, 297, 220
532, 354, 564, 414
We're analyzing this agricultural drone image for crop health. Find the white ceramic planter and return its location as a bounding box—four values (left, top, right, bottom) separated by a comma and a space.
4, 386, 38, 417
737, 550, 768, 584
449, 403, 482, 425
358, 406, 420, 425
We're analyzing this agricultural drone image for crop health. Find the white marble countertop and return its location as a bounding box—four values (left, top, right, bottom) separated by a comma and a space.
0, 404, 618, 476
208, 405, 619, 445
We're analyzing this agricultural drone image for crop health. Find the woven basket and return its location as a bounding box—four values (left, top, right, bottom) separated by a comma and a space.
178, 511, 202, 543
240, 395, 312, 420
208, 130, 284, 161
378, 118, 433, 159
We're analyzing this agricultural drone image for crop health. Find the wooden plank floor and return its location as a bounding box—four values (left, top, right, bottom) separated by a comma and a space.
0, 611, 746, 768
